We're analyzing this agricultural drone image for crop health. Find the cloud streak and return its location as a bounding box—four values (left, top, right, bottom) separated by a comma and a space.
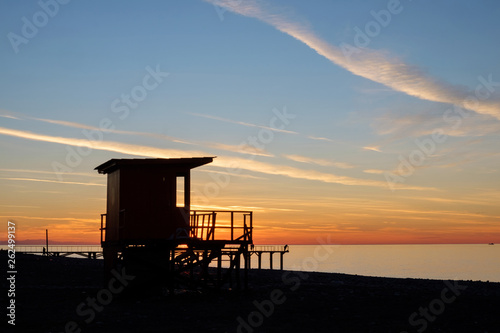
0, 126, 208, 158
197, 169, 266, 180
363, 169, 385, 175
282, 154, 354, 169
212, 156, 433, 191
206, 142, 274, 157
205, 0, 500, 120
370, 109, 500, 148
0, 215, 98, 222
189, 112, 345, 143
189, 112, 298, 134
34, 117, 198, 145
0, 168, 102, 178
1, 177, 105, 186
0, 126, 431, 190
1, 110, 284, 157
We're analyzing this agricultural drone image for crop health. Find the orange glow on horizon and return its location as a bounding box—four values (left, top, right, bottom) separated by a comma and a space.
3, 217, 499, 246
1, 162, 498, 246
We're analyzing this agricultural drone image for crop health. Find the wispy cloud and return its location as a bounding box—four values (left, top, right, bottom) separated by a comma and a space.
0, 114, 20, 120
0, 168, 102, 178
191, 204, 301, 212
0, 215, 98, 222
379, 137, 499, 175
5, 110, 298, 158
370, 109, 500, 148
1, 177, 105, 186
363, 169, 385, 175
212, 156, 434, 191
206, 142, 274, 157
39, 117, 200, 145
1, 109, 195, 143
282, 154, 354, 169
306, 135, 334, 142
0, 126, 431, 190
204, 0, 500, 120
189, 112, 298, 134
189, 112, 344, 143
363, 146, 382, 153
31, 113, 195, 144
0, 204, 40, 208
403, 195, 499, 207
0, 126, 207, 158
197, 169, 267, 180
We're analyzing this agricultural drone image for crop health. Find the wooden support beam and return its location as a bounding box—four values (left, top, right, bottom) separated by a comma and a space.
243, 248, 249, 290
217, 254, 222, 288
229, 253, 233, 289
235, 252, 241, 290
45, 229, 49, 256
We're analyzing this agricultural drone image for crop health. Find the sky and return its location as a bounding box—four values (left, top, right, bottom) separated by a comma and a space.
1, 0, 499, 245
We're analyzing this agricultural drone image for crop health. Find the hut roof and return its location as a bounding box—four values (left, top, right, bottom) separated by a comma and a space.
95, 157, 214, 174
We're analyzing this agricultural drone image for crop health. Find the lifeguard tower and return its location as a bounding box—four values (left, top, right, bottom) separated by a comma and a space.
96, 157, 253, 291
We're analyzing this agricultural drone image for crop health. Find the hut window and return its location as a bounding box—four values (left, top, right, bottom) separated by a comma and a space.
176, 176, 185, 207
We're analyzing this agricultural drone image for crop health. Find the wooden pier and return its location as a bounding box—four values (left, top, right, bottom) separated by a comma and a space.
14, 245, 103, 259
13, 244, 289, 269
250, 245, 289, 270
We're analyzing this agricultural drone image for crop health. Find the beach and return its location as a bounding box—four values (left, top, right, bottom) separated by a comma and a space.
3, 252, 500, 333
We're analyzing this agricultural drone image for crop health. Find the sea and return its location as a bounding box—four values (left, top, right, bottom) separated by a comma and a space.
5, 244, 500, 283
272, 244, 500, 283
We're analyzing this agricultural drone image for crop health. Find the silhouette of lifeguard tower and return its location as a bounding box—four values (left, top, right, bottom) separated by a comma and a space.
96, 157, 253, 291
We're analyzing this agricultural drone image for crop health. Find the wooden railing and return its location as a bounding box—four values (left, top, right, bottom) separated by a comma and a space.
251, 245, 289, 252
190, 210, 253, 243
12, 245, 102, 253
100, 210, 253, 244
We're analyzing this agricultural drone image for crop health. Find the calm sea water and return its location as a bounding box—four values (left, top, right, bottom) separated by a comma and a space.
274, 244, 500, 283
5, 244, 499, 282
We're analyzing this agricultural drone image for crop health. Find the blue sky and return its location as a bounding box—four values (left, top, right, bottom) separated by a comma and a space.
1, 0, 499, 244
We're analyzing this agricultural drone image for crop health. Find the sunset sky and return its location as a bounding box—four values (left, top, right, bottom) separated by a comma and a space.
1, 0, 499, 245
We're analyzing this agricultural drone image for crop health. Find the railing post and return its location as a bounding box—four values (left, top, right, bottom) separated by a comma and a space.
243, 214, 247, 241
202, 214, 206, 240
211, 213, 215, 240
205, 214, 208, 240
212, 212, 217, 240
190, 211, 195, 238
230, 211, 234, 241
250, 212, 253, 243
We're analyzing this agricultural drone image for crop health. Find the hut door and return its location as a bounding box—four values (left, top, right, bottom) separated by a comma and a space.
176, 176, 185, 208
175, 176, 189, 229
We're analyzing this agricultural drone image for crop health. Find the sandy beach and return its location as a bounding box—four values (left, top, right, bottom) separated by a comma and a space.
3, 252, 500, 333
